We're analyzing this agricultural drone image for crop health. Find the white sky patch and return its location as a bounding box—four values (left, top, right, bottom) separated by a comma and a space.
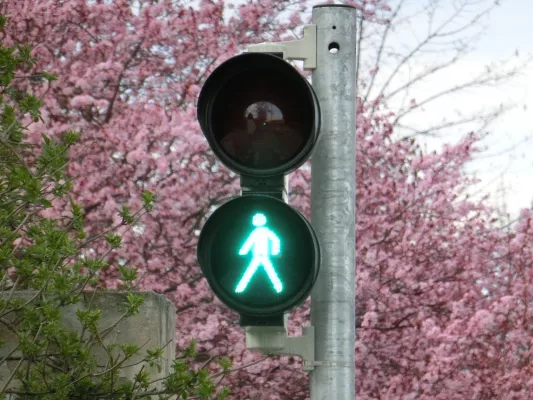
358, 0, 533, 219
137, 0, 532, 220
220, 0, 533, 218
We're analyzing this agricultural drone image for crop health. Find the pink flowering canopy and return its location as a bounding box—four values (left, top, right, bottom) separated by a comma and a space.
2, 0, 532, 398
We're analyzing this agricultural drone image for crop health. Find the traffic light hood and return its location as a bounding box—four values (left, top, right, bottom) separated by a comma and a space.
197, 52, 321, 177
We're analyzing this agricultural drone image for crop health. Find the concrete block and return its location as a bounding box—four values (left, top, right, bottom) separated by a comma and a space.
0, 291, 176, 398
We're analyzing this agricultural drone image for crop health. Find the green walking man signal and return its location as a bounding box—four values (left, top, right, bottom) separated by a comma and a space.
196, 195, 319, 321
235, 213, 283, 294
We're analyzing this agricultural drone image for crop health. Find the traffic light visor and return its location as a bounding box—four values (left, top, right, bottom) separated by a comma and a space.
197, 53, 320, 177
197, 195, 320, 316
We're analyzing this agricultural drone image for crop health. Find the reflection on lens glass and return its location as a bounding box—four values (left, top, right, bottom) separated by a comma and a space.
211, 68, 313, 170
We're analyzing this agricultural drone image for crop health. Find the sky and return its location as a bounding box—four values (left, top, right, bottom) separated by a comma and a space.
225, 0, 532, 219
375, 0, 533, 220
452, 0, 533, 218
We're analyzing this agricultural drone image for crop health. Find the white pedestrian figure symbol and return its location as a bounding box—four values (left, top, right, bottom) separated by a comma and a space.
235, 213, 283, 294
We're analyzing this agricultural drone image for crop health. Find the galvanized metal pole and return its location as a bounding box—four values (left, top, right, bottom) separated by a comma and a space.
310, 5, 357, 400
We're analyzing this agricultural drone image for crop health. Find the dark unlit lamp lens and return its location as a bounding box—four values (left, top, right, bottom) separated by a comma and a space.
212, 68, 311, 170
197, 52, 320, 177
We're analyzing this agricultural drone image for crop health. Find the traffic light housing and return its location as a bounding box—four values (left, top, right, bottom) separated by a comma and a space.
197, 52, 321, 326
197, 195, 320, 318
197, 52, 320, 178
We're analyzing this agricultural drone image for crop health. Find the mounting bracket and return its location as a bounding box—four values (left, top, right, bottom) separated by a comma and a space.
245, 325, 316, 371
243, 24, 318, 371
247, 25, 317, 70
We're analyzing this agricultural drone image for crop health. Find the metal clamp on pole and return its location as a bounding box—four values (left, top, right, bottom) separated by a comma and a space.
245, 326, 316, 371
248, 25, 317, 70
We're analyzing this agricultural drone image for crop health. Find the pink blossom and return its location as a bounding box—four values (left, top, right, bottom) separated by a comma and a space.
70, 95, 94, 108
5, 1, 531, 397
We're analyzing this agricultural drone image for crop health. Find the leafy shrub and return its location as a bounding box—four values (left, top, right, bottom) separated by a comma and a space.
0, 15, 230, 399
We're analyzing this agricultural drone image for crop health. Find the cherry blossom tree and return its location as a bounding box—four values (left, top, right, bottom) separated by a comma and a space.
356, 0, 526, 136
2, 0, 531, 398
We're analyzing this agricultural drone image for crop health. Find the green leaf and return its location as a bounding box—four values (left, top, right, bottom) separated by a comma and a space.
146, 347, 164, 372
218, 356, 232, 375
19, 93, 43, 121
119, 343, 139, 358
0, 15, 8, 31
41, 132, 51, 145
15, 44, 36, 66
41, 71, 57, 81
120, 205, 134, 224
19, 331, 42, 358
63, 130, 80, 145
141, 190, 156, 211
76, 308, 101, 334
41, 198, 52, 208
123, 293, 144, 316
195, 369, 216, 399
82, 258, 108, 274
105, 233, 122, 249
118, 264, 138, 283
184, 340, 197, 359
219, 386, 231, 399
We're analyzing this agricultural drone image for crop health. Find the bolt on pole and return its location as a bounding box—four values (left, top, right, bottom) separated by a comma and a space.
310, 5, 357, 400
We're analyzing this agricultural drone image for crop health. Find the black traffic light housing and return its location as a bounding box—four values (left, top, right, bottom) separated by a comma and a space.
197, 195, 320, 318
197, 52, 321, 326
197, 52, 320, 178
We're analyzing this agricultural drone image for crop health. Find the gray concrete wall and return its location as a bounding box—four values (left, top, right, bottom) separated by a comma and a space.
0, 291, 176, 398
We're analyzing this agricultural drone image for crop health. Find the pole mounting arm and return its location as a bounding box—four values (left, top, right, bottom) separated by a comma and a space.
247, 25, 317, 70
245, 325, 316, 371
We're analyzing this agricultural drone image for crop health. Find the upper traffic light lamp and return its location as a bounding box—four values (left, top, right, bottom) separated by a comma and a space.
197, 52, 320, 178
197, 48, 321, 326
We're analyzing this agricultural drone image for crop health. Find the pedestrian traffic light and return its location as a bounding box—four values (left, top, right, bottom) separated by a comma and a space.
196, 51, 321, 326
197, 195, 320, 319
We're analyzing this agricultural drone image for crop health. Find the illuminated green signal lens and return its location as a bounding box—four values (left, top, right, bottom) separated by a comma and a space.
235, 213, 283, 294
197, 196, 320, 317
